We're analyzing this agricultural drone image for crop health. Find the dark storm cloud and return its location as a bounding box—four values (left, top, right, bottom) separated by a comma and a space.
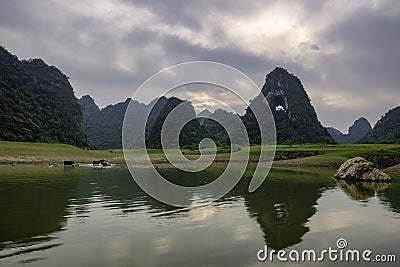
308, 4, 400, 131
0, 0, 399, 131
321, 6, 400, 91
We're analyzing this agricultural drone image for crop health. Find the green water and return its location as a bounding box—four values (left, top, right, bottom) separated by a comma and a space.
0, 165, 399, 266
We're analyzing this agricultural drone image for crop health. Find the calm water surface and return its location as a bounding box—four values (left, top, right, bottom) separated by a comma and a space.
0, 165, 399, 266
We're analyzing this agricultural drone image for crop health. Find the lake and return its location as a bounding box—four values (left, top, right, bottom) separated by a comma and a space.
0, 165, 399, 266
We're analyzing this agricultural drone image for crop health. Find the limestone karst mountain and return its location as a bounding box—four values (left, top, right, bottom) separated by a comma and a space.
327, 117, 372, 144
0, 46, 88, 146
359, 106, 400, 144
243, 67, 331, 144
81, 67, 337, 148
79, 95, 202, 149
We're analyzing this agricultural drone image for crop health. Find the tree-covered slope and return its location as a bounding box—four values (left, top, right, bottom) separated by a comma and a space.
0, 46, 88, 146
359, 106, 400, 143
79, 95, 170, 149
146, 97, 202, 148
78, 96, 142, 149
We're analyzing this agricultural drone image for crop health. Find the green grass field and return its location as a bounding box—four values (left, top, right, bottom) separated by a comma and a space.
0, 141, 399, 177
0, 141, 125, 165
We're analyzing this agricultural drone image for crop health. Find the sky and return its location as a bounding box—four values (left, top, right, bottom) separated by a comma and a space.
1, 0, 399, 132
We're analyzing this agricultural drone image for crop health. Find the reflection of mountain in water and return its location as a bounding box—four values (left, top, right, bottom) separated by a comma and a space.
336, 179, 389, 201
0, 169, 79, 256
240, 169, 334, 250
78, 167, 178, 214
3, 166, 400, 263
89, 167, 339, 250
378, 185, 400, 214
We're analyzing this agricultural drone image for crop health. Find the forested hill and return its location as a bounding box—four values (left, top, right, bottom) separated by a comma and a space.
79, 95, 202, 149
0, 46, 88, 146
78, 95, 135, 149
359, 106, 400, 143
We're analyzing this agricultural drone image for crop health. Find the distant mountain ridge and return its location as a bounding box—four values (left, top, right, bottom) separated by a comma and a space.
3, 42, 397, 149
81, 67, 344, 148
79, 95, 202, 149
0, 46, 88, 146
197, 109, 212, 125
327, 117, 372, 144
79, 96, 242, 149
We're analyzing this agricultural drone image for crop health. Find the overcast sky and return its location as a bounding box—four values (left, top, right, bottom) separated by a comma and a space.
1, 0, 399, 132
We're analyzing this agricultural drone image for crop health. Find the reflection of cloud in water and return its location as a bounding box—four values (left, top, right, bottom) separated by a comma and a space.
308, 188, 400, 238
154, 236, 172, 255
233, 225, 253, 241
189, 204, 217, 221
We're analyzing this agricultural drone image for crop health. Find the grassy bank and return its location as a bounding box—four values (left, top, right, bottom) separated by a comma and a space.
0, 141, 399, 172
0, 141, 125, 165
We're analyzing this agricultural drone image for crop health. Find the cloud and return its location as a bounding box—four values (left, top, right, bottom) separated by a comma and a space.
299, 41, 320, 51
0, 0, 399, 131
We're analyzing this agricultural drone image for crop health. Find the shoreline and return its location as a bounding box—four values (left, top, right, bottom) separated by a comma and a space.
0, 141, 399, 178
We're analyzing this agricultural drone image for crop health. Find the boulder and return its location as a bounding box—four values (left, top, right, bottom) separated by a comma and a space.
334, 157, 391, 181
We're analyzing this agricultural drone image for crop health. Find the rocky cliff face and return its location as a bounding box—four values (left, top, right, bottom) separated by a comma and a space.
243, 67, 331, 144
328, 117, 372, 144
0, 46, 88, 146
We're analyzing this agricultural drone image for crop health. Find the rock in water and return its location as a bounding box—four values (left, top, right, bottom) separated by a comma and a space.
334, 157, 391, 181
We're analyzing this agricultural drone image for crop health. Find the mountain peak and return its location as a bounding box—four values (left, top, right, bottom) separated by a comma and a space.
349, 117, 371, 133
197, 109, 212, 117
353, 117, 370, 125
271, 66, 290, 74
80, 95, 95, 101
327, 117, 372, 144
